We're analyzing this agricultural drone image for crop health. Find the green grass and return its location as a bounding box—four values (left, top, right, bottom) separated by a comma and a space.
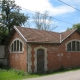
0, 67, 80, 80
0, 69, 25, 80
0, 68, 43, 80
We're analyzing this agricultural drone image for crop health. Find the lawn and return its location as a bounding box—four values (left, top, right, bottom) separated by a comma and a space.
0, 69, 39, 80
0, 67, 80, 80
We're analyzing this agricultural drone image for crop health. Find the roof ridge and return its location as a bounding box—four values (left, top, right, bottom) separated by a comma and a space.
14, 26, 27, 42
14, 26, 77, 43
16, 26, 60, 34
60, 28, 77, 43
61, 28, 77, 33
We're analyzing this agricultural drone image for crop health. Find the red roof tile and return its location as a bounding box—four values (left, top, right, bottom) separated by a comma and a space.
61, 29, 77, 42
14, 26, 77, 43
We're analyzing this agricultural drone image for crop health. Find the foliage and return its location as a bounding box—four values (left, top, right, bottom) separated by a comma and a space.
0, 68, 41, 80
32, 11, 57, 31
0, 69, 27, 80
0, 68, 80, 80
73, 23, 80, 30
0, 0, 29, 44
67, 23, 80, 31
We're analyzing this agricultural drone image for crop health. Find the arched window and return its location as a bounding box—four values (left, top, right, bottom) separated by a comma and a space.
67, 40, 80, 51
10, 38, 24, 53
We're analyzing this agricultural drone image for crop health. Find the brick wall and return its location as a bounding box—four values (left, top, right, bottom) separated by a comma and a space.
29, 31, 80, 72
9, 31, 80, 73
8, 31, 27, 71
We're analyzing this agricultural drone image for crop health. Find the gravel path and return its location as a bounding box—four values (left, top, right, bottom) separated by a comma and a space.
23, 70, 80, 80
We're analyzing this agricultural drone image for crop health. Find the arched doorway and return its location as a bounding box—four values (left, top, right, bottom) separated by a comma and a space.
37, 49, 44, 73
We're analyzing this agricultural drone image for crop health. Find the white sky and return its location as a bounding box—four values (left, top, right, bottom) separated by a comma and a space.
15, 0, 80, 32
15, 0, 75, 16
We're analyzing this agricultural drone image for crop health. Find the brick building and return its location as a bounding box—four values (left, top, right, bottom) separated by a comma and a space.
8, 26, 80, 73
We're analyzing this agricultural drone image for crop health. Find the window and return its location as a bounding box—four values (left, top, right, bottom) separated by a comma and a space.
17, 40, 19, 51
72, 41, 75, 51
14, 41, 16, 51
20, 42, 22, 51
67, 40, 80, 51
10, 38, 24, 53
67, 42, 71, 51
76, 41, 80, 51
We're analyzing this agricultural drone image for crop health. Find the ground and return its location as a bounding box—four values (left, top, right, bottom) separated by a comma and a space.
23, 70, 80, 80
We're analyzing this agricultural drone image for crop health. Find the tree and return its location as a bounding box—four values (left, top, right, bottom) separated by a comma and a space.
0, 0, 29, 34
0, 0, 29, 44
67, 23, 80, 31
73, 23, 80, 30
32, 11, 57, 31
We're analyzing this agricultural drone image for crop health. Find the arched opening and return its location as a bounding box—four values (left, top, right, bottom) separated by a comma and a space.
37, 49, 44, 73
34, 46, 47, 73
10, 38, 24, 53
66, 40, 80, 51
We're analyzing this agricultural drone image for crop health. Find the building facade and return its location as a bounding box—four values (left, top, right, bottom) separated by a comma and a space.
8, 26, 80, 73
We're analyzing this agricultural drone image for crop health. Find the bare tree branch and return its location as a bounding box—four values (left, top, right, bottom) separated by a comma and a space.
32, 11, 57, 31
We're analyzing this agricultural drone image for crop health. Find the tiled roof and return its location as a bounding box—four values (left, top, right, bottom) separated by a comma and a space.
61, 29, 77, 42
14, 26, 77, 43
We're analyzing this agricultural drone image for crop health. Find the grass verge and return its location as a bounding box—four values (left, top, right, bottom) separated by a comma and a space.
0, 68, 44, 80
0, 67, 80, 80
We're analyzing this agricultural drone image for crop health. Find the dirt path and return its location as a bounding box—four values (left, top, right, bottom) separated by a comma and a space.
23, 70, 80, 80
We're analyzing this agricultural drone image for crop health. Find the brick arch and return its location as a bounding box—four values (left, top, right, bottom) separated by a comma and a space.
34, 46, 48, 73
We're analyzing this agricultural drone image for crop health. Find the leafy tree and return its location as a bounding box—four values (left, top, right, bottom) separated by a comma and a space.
0, 0, 29, 44
32, 11, 57, 31
67, 23, 80, 31
73, 23, 80, 30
